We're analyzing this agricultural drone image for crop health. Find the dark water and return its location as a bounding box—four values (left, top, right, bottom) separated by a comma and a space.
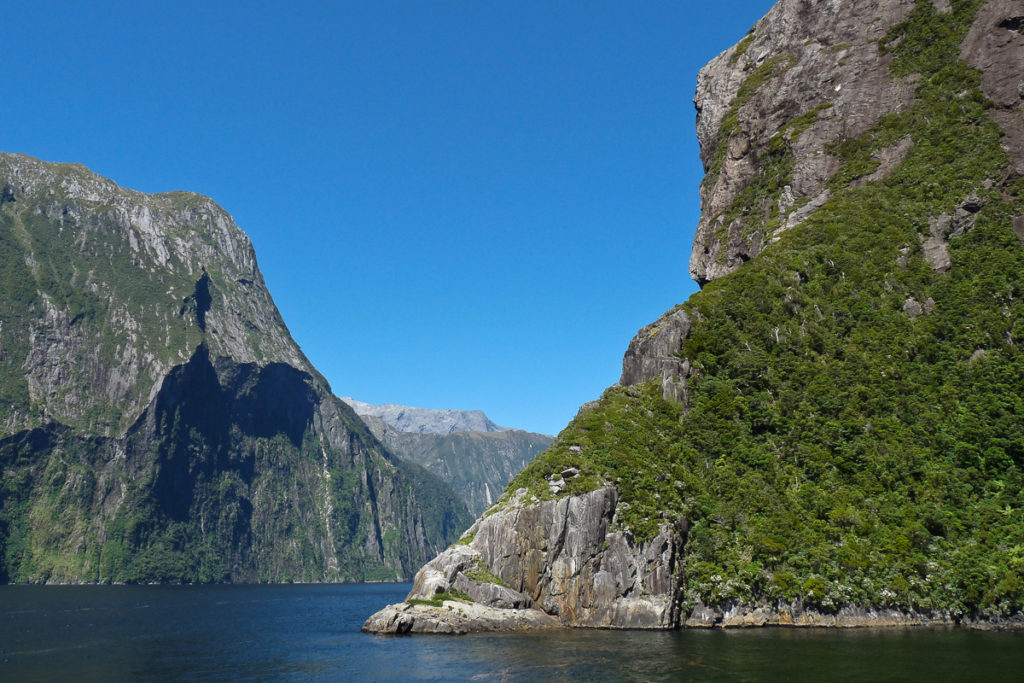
1, 583, 1022, 682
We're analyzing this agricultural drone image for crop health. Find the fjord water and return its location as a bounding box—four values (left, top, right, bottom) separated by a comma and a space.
1, 584, 1021, 681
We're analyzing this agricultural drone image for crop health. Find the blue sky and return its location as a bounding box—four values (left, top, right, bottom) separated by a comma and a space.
3, 1, 774, 436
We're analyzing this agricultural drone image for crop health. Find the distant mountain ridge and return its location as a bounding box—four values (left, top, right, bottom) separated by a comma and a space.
358, 413, 553, 517
341, 398, 508, 434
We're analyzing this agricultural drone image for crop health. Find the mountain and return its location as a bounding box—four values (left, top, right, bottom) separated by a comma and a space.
366, 0, 1024, 632
357, 413, 554, 516
341, 398, 508, 434
0, 152, 471, 584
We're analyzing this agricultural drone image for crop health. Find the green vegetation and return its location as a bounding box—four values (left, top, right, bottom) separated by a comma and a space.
407, 589, 474, 607
0, 158, 471, 585
728, 30, 756, 67
463, 557, 509, 588
0, 190, 205, 437
375, 426, 553, 517
0, 351, 469, 585
700, 52, 808, 253
507, 0, 1024, 618
453, 530, 476, 546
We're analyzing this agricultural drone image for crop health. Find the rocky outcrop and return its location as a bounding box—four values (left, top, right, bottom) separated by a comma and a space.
626, 0, 928, 399
620, 307, 692, 403
690, 0, 919, 285
363, 487, 687, 633
683, 601, 1024, 630
625, 0, 1024, 406
960, 0, 1024, 179
921, 191, 990, 271
690, 0, 1024, 285
362, 599, 558, 634
0, 153, 470, 584
357, 413, 553, 516
684, 601, 957, 628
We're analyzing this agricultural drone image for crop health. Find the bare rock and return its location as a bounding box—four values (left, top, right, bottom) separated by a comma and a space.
781, 189, 831, 233
690, 0, 919, 285
362, 601, 558, 635
903, 297, 924, 318
922, 191, 991, 271
452, 574, 530, 609
904, 295, 938, 319
922, 216, 952, 271
365, 487, 688, 632
961, 0, 1024, 178
621, 307, 692, 404
685, 600, 961, 629
408, 545, 479, 599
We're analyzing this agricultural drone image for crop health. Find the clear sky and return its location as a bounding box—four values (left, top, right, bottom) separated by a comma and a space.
3, 1, 775, 436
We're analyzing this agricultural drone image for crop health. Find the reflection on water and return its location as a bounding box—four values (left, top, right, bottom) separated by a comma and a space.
1, 583, 1022, 681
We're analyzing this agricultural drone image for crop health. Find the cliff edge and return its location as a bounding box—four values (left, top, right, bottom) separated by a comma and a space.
366, 0, 1024, 632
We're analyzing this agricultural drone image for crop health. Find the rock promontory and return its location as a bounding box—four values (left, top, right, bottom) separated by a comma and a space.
364, 487, 686, 633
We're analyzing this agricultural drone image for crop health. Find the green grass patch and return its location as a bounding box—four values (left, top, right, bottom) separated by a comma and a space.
407, 589, 474, 607
463, 557, 509, 588
728, 30, 756, 67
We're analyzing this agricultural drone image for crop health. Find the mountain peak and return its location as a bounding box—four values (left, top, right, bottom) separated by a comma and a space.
341, 398, 507, 434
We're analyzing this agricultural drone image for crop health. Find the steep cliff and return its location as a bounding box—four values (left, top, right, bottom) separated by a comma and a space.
366, 0, 1024, 632
356, 413, 553, 516
0, 153, 470, 584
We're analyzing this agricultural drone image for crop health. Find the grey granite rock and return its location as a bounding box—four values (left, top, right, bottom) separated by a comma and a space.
620, 307, 692, 404
363, 487, 687, 633
690, 0, 918, 285
960, 0, 1024, 178
362, 600, 558, 634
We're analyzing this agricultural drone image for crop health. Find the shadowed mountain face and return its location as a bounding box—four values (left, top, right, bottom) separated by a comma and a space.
0, 152, 470, 584
366, 0, 1024, 633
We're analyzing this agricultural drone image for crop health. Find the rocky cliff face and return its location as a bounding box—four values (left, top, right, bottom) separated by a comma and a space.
0, 153, 470, 583
357, 413, 553, 516
363, 488, 687, 633
367, 0, 1024, 632
625, 0, 1024, 396
687, 0, 921, 286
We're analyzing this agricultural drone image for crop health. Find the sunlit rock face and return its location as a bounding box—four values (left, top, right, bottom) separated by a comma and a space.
690, 0, 920, 286
364, 488, 688, 633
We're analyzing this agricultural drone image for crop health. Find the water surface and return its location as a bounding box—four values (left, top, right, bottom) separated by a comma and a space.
1, 583, 1021, 681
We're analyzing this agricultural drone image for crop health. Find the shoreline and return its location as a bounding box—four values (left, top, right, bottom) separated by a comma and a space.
363, 600, 1024, 635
